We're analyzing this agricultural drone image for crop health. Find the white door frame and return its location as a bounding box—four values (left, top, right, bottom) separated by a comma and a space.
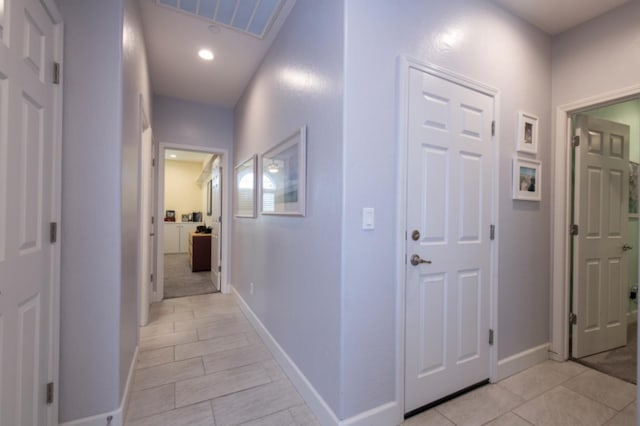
396, 57, 500, 417
138, 94, 151, 325
550, 84, 640, 361
45, 1, 63, 424
155, 142, 231, 301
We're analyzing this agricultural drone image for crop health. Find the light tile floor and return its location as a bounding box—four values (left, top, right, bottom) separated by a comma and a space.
126, 293, 637, 426
125, 293, 318, 426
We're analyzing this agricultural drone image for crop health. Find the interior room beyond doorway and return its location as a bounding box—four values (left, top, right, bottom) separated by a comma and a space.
161, 148, 223, 299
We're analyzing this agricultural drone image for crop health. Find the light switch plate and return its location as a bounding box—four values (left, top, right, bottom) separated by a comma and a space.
362, 207, 374, 230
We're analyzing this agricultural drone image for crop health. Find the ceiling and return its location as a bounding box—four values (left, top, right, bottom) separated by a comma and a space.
138, 0, 296, 108
140, 0, 629, 109
492, 0, 629, 35
165, 149, 212, 163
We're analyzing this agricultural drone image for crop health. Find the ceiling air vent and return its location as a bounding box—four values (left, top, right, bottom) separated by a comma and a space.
156, 0, 285, 39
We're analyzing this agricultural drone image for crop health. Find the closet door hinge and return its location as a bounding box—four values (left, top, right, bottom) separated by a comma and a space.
488, 329, 494, 345
489, 224, 495, 241
50, 222, 57, 243
572, 135, 580, 148
46, 382, 54, 404
569, 312, 577, 325
491, 120, 495, 136
570, 224, 579, 236
53, 62, 60, 85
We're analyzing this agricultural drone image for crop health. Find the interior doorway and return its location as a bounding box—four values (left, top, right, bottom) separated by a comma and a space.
155, 143, 230, 302
569, 99, 640, 384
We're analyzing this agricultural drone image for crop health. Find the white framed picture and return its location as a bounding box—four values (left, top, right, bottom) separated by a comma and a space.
261, 126, 307, 216
234, 155, 257, 218
513, 157, 541, 201
516, 111, 539, 154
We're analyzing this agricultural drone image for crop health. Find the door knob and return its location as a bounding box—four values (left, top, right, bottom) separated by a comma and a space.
410, 254, 432, 266
622, 244, 633, 251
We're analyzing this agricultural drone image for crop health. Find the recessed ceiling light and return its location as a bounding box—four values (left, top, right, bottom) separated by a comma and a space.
198, 49, 214, 61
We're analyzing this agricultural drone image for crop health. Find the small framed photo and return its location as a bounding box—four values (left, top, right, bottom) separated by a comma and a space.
630, 162, 639, 218
516, 111, 539, 154
261, 126, 307, 216
206, 180, 212, 216
235, 155, 257, 218
513, 157, 541, 201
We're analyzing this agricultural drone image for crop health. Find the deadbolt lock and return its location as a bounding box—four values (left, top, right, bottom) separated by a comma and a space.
411, 230, 420, 241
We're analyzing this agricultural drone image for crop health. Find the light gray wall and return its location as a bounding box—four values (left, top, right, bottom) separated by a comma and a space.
232, 0, 344, 414
58, 0, 124, 421
152, 95, 234, 151
341, 0, 552, 417
552, 1, 640, 108
121, 0, 152, 399
58, 0, 151, 421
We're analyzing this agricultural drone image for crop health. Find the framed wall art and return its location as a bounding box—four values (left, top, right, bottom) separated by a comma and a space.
630, 161, 639, 217
261, 126, 307, 216
516, 111, 539, 154
234, 155, 257, 218
513, 157, 541, 201
206, 179, 212, 216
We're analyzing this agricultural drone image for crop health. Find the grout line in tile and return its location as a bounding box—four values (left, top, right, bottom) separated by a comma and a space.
126, 400, 208, 426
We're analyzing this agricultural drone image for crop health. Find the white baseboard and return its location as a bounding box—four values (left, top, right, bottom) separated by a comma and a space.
340, 401, 401, 426
60, 346, 139, 426
495, 343, 549, 382
627, 310, 637, 324
232, 287, 402, 426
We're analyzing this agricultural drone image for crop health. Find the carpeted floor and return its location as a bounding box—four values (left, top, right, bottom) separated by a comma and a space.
576, 321, 637, 384
163, 253, 218, 299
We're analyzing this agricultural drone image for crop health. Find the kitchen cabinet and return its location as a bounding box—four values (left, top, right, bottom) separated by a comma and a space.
164, 222, 201, 253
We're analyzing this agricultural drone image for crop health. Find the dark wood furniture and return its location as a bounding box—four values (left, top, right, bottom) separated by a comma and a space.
189, 232, 211, 272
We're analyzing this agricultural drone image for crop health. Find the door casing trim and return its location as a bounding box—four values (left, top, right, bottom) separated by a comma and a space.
156, 143, 231, 301
550, 85, 640, 361
396, 56, 500, 418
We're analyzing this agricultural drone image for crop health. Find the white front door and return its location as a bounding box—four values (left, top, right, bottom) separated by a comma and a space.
404, 67, 494, 413
0, 0, 61, 424
572, 114, 630, 358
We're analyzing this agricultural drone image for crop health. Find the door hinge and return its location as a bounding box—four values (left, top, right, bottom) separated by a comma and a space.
151, 216, 155, 225
491, 120, 495, 136
150, 273, 154, 282
50, 222, 57, 243
489, 224, 495, 241
572, 135, 580, 148
218, 265, 221, 272
570, 224, 579, 236
152, 158, 156, 167
53, 62, 60, 85
569, 312, 577, 325
489, 329, 494, 345
46, 382, 54, 404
